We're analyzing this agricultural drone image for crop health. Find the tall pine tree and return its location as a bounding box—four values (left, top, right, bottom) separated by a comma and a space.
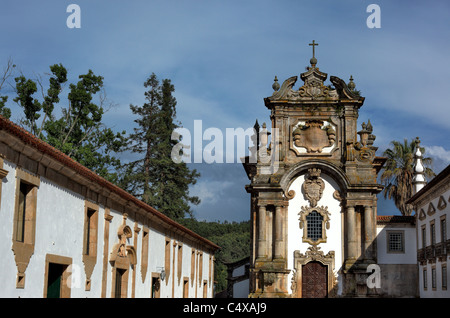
120, 73, 200, 220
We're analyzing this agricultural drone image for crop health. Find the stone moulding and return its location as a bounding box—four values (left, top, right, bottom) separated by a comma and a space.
298, 205, 331, 246
291, 245, 337, 298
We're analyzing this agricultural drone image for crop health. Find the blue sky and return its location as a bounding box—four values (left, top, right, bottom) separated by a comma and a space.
1, 1, 450, 221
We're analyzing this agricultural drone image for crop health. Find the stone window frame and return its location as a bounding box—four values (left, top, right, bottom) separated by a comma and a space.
183, 277, 189, 298
421, 225, 427, 249
177, 243, 183, 286
386, 230, 405, 254
202, 279, 208, 298
150, 272, 161, 298
140, 227, 149, 283
0, 157, 9, 210
164, 237, 171, 286
198, 251, 203, 287
190, 248, 196, 287
298, 205, 330, 246
12, 167, 40, 289
82, 200, 99, 291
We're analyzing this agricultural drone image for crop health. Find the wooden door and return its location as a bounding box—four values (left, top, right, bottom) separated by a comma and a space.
302, 261, 327, 298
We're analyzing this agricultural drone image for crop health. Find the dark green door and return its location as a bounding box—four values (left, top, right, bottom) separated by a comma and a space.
47, 263, 64, 298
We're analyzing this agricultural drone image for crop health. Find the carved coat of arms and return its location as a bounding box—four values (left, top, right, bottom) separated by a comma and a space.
293, 120, 336, 153
302, 168, 325, 207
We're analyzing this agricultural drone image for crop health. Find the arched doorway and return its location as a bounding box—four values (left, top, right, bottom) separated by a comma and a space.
292, 246, 336, 298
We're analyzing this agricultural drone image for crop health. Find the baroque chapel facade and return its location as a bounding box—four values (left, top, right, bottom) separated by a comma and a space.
242, 46, 387, 298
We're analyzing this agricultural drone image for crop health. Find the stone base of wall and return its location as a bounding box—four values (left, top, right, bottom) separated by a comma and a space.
377, 264, 419, 297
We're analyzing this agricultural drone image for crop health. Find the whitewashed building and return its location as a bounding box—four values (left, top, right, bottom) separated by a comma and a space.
408, 145, 450, 298
375, 215, 418, 297
0, 116, 219, 298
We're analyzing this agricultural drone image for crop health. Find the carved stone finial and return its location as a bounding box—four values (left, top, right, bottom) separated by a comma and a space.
347, 75, 356, 90
272, 76, 280, 91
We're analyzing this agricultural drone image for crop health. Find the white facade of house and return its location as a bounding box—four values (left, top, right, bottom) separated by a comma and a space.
375, 216, 418, 297
408, 161, 450, 298
0, 116, 218, 298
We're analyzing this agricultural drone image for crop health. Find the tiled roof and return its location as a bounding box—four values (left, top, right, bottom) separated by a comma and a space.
0, 115, 219, 250
377, 215, 415, 225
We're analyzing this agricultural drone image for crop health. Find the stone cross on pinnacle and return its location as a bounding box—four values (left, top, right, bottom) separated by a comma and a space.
309, 40, 318, 66
309, 40, 318, 58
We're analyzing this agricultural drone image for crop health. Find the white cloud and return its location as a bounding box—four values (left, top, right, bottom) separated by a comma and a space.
189, 180, 234, 206
425, 145, 450, 164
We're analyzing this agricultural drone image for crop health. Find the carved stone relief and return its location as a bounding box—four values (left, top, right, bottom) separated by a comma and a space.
298, 205, 331, 246
292, 120, 336, 154
291, 245, 337, 298
302, 168, 325, 207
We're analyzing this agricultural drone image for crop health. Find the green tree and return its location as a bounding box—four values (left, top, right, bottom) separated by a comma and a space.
119, 73, 200, 220
380, 137, 435, 216
178, 218, 251, 293
0, 58, 15, 119
12, 64, 126, 183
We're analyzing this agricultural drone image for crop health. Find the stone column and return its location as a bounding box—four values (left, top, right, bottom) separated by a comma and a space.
347, 205, 357, 262
274, 205, 283, 259
364, 206, 374, 261
257, 205, 267, 259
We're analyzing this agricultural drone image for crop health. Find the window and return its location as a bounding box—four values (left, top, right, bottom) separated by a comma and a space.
114, 268, 126, 298
12, 168, 40, 289
431, 267, 436, 290
84, 209, 96, 255
441, 216, 447, 242
423, 269, 427, 290
191, 249, 196, 285
14, 180, 38, 244
203, 280, 208, 298
165, 238, 171, 283
387, 231, 404, 253
177, 244, 183, 285
306, 211, 323, 242
299, 206, 330, 245
442, 265, 447, 290
151, 275, 161, 298
141, 228, 149, 282
83, 202, 98, 257
16, 182, 33, 242
421, 226, 427, 248
82, 200, 98, 291
430, 221, 436, 245
183, 277, 189, 298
